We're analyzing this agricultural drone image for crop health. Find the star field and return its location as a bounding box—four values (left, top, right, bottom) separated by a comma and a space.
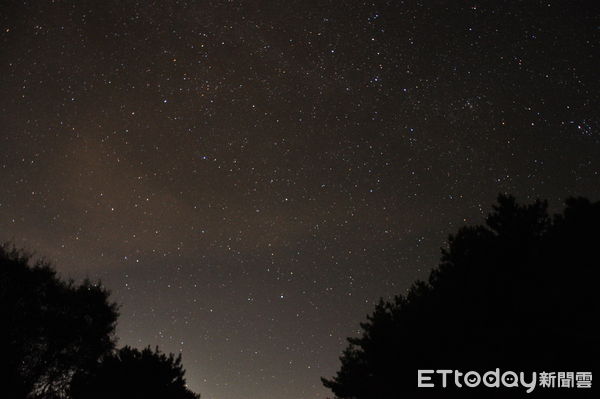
1, 1, 599, 398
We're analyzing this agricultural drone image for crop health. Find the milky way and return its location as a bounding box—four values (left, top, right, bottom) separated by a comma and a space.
1, 1, 598, 398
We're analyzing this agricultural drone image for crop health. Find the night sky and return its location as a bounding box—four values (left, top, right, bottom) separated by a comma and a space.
1, 1, 599, 398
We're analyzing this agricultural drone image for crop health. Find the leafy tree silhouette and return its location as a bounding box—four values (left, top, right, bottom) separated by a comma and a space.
0, 244, 200, 399
0, 245, 118, 399
322, 195, 599, 398
69, 346, 200, 399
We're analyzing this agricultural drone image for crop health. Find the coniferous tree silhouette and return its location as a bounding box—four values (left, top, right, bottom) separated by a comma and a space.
322, 195, 599, 398
0, 245, 119, 398
69, 346, 200, 399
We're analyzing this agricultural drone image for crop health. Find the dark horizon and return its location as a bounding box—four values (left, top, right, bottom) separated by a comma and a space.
1, 1, 598, 398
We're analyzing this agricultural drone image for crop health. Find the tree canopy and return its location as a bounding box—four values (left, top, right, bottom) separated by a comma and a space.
0, 246, 118, 398
70, 346, 200, 399
322, 195, 599, 398
0, 245, 200, 399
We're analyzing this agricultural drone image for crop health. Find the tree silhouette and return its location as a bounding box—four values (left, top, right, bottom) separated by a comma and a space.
69, 346, 200, 399
322, 195, 599, 398
0, 245, 119, 398
0, 245, 201, 399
